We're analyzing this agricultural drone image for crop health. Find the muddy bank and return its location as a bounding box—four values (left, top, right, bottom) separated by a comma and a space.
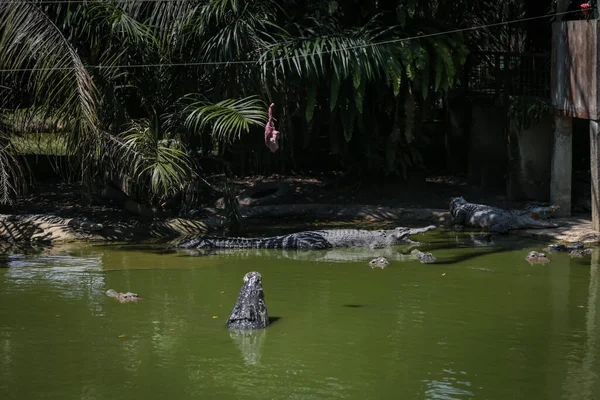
0, 205, 448, 244
2, 207, 598, 246
1, 176, 597, 245
0, 213, 216, 244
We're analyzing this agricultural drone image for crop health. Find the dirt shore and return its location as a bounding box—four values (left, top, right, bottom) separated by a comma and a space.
0, 175, 597, 245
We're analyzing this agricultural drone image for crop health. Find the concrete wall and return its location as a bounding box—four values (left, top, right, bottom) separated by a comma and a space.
507, 114, 554, 201
467, 100, 509, 189
450, 97, 554, 202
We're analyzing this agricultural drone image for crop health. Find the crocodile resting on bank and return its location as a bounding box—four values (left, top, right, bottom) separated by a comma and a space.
178, 225, 436, 250
449, 197, 559, 233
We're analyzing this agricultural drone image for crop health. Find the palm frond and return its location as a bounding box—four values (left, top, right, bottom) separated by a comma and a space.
0, 1, 98, 128
195, 0, 283, 62
0, 139, 28, 204
86, 2, 156, 47
260, 16, 402, 86
0, 0, 100, 201
121, 114, 194, 200
183, 95, 267, 143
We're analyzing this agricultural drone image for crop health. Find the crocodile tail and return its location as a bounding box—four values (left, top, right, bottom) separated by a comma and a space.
198, 237, 267, 249
177, 237, 262, 249
177, 238, 203, 249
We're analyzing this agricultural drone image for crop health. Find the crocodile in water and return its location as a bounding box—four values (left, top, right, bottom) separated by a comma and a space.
178, 226, 436, 250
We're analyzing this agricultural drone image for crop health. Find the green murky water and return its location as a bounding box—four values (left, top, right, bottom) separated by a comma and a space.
1, 230, 599, 399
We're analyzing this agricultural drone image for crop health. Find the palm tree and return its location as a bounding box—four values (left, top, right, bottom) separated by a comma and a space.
1, 0, 484, 205
0, 0, 267, 206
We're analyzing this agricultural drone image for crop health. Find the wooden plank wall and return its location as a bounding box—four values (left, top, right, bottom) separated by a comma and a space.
552, 20, 599, 119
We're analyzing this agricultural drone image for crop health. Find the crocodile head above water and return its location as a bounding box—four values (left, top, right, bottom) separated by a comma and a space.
525, 251, 550, 264
410, 249, 437, 264
368, 257, 390, 268
226, 272, 269, 331
106, 289, 140, 303
569, 248, 593, 258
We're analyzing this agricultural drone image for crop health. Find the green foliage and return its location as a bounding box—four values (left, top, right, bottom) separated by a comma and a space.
0, 0, 100, 203
330, 71, 341, 111
305, 79, 318, 123
508, 96, 552, 130
254, 5, 469, 174
183, 96, 267, 143
122, 112, 194, 201
0, 0, 273, 204
0, 0, 479, 204
86, 2, 156, 47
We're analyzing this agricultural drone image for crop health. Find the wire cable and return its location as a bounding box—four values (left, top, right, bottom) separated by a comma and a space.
0, 9, 585, 73
3, 0, 198, 3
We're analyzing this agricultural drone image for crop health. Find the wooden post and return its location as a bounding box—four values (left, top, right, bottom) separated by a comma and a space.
591, 120, 600, 231
551, 115, 572, 217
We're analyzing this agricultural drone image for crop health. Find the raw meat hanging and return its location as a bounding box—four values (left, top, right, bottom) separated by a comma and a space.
264, 103, 280, 152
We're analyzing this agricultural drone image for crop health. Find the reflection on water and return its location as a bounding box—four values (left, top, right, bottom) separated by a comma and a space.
563, 253, 599, 400
229, 329, 267, 366
423, 367, 474, 399
177, 231, 531, 267
0, 232, 599, 400
4, 252, 106, 314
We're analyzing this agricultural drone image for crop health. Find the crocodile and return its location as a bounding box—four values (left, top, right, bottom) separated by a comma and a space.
106, 289, 140, 303
410, 249, 437, 264
178, 225, 436, 250
546, 242, 584, 253
525, 251, 550, 264
569, 248, 593, 258
368, 257, 390, 268
449, 197, 559, 233
226, 272, 269, 331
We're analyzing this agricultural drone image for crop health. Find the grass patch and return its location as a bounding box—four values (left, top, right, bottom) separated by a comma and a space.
2, 109, 72, 155
10, 133, 71, 156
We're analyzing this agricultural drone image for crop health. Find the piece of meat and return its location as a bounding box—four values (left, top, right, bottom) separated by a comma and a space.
264, 103, 280, 152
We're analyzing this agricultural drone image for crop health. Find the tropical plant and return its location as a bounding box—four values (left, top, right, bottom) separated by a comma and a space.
0, 0, 269, 206
120, 112, 193, 203
0, 0, 500, 205
183, 96, 268, 145
256, 2, 469, 175
0, 0, 101, 202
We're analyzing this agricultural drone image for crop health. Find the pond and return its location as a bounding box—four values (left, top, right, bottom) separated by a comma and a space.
0, 230, 599, 400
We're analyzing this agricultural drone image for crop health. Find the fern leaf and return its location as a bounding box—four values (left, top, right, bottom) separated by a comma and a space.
305, 78, 317, 123
437, 41, 455, 86
434, 54, 443, 92
386, 58, 402, 97
404, 90, 415, 143
354, 78, 366, 114
353, 68, 362, 89
398, 43, 415, 81
341, 99, 356, 142
330, 72, 341, 111
420, 53, 430, 100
